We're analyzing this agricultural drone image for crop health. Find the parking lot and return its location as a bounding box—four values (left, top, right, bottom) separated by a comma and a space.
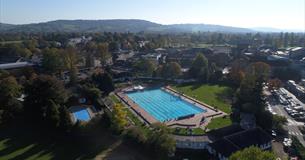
265, 87, 305, 147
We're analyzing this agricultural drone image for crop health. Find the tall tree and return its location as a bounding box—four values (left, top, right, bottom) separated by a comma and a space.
42, 48, 64, 74
189, 53, 209, 82
97, 42, 111, 66
45, 100, 60, 129
24, 75, 68, 122
248, 62, 270, 81
160, 62, 182, 79
111, 103, 127, 132
92, 72, 115, 95
58, 106, 73, 132
0, 76, 22, 124
134, 59, 156, 77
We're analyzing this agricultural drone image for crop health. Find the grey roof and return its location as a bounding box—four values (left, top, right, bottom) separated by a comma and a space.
0, 62, 34, 70
209, 139, 240, 157
209, 128, 272, 157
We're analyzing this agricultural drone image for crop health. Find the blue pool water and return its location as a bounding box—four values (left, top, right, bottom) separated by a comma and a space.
126, 89, 206, 122
73, 109, 90, 121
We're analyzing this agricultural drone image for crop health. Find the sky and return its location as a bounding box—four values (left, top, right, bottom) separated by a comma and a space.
0, 0, 304, 30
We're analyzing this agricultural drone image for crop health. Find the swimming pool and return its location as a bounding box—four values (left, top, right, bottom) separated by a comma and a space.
73, 108, 90, 121
126, 89, 206, 122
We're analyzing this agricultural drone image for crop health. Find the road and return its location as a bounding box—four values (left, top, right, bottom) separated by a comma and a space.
265, 88, 305, 147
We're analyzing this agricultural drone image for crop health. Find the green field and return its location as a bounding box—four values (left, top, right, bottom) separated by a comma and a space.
206, 116, 232, 130
172, 84, 233, 113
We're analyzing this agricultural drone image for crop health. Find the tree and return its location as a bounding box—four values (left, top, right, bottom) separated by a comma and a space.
111, 103, 127, 132
97, 42, 111, 66
0, 76, 21, 103
0, 70, 10, 79
268, 78, 282, 90
160, 62, 182, 79
42, 48, 64, 74
19, 48, 32, 58
0, 98, 22, 124
92, 72, 115, 95
229, 146, 276, 160
125, 126, 147, 145
81, 84, 102, 103
189, 53, 209, 82
0, 76, 22, 124
62, 47, 79, 84
108, 41, 120, 52
247, 62, 270, 81
147, 123, 176, 159
134, 59, 156, 77
63, 47, 78, 70
24, 75, 68, 122
45, 100, 60, 129
58, 106, 73, 132
272, 115, 287, 131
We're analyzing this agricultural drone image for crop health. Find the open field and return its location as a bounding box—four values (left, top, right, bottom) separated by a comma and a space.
172, 84, 233, 113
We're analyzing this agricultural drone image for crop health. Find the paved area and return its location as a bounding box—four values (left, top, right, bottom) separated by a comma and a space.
265, 88, 305, 147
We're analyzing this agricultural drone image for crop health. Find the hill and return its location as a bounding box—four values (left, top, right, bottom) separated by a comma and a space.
0, 19, 254, 33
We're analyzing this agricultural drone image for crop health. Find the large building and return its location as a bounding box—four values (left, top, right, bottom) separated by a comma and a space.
207, 127, 272, 160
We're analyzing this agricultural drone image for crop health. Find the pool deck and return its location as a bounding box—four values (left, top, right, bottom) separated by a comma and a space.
116, 86, 227, 128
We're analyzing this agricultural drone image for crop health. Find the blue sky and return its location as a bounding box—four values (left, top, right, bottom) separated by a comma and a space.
0, 0, 304, 30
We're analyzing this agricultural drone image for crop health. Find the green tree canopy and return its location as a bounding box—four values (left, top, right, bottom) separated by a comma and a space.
42, 48, 64, 73
159, 62, 182, 79
229, 146, 276, 160
0, 76, 22, 124
189, 53, 209, 82
24, 75, 68, 121
247, 62, 270, 81
0, 76, 21, 103
91, 72, 114, 95
97, 42, 111, 66
133, 59, 156, 77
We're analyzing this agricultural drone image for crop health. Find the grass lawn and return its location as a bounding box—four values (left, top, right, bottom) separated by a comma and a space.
172, 84, 233, 113
0, 121, 124, 160
206, 116, 232, 130
110, 94, 120, 103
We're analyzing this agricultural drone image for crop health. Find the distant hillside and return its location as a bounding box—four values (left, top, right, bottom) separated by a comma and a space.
167, 24, 253, 33
0, 19, 255, 33
252, 27, 304, 33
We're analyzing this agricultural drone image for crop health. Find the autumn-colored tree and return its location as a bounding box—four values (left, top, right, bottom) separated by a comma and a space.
248, 62, 270, 81
111, 103, 127, 132
268, 78, 282, 90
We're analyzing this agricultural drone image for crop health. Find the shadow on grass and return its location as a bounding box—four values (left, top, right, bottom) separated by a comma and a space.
0, 120, 118, 160
215, 87, 234, 104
